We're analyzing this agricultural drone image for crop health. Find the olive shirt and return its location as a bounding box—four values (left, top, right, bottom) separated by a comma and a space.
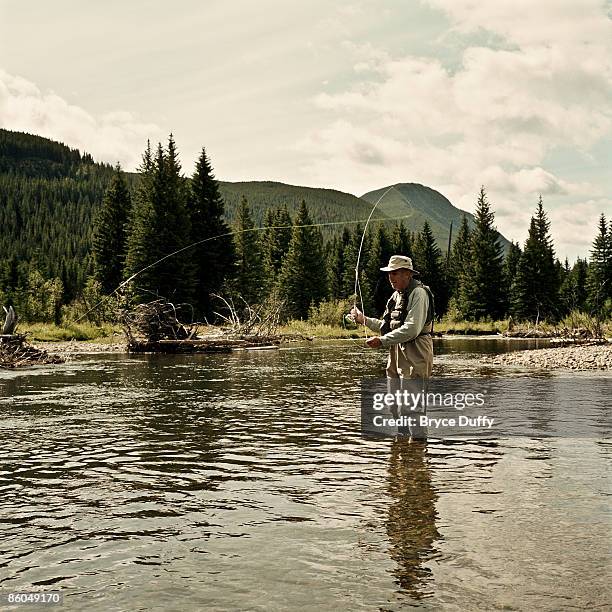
363, 286, 430, 347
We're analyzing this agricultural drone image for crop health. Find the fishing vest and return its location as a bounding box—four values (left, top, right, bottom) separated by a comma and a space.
380, 278, 435, 337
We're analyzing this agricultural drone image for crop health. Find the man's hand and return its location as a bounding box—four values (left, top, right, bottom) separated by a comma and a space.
350, 306, 365, 325
366, 336, 382, 349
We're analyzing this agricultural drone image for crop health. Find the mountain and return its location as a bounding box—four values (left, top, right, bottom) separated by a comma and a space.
218, 180, 390, 233
361, 183, 512, 253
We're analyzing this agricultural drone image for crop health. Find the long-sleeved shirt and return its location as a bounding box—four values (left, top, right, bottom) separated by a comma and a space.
364, 287, 430, 347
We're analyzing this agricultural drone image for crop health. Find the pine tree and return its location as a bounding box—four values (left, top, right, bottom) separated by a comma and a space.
341, 223, 372, 313
559, 258, 589, 315
413, 220, 448, 315
261, 204, 292, 287
458, 187, 506, 320
92, 164, 131, 294
367, 225, 395, 315
586, 214, 612, 314
233, 196, 266, 305
188, 147, 235, 320
124, 136, 194, 305
278, 201, 328, 319
328, 227, 350, 299
446, 216, 471, 302
124, 141, 156, 295
511, 197, 559, 321
392, 221, 412, 257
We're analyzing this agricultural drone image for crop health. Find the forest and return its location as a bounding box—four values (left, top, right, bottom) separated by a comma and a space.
0, 129, 610, 327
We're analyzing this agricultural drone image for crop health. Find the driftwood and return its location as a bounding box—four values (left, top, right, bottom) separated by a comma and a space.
0, 334, 64, 368
120, 297, 281, 353
120, 299, 198, 346
2, 306, 17, 335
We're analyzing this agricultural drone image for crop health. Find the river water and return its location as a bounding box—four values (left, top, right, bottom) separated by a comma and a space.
0, 339, 610, 611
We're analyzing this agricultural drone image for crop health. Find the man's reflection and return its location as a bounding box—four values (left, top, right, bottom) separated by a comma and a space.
385, 438, 440, 598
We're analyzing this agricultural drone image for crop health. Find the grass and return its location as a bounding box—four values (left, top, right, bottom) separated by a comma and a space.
279, 320, 364, 339
17, 322, 121, 342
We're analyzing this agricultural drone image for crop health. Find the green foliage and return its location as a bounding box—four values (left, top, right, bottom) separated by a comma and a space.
559, 258, 588, 315
124, 137, 195, 305
447, 216, 471, 299
458, 187, 506, 320
261, 204, 292, 289
278, 201, 328, 319
60, 277, 116, 325
233, 196, 267, 305
367, 225, 395, 314
327, 228, 351, 300
586, 214, 612, 314
511, 197, 559, 321
92, 164, 131, 294
18, 269, 64, 323
188, 147, 235, 320
392, 221, 412, 257
307, 298, 353, 326
413, 220, 448, 315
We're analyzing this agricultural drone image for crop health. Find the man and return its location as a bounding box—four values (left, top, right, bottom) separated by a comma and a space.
351, 255, 434, 438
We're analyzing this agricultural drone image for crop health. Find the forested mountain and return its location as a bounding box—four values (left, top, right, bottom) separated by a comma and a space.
0, 129, 114, 303
218, 181, 389, 233
362, 183, 512, 253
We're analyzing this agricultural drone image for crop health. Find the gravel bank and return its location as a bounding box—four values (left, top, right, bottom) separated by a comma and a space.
484, 342, 612, 371
36, 340, 128, 355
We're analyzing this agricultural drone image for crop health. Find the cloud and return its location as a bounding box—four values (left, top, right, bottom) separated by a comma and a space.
293, 1, 612, 259
0, 69, 160, 169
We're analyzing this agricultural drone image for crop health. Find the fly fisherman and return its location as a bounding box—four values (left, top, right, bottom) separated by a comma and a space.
351, 255, 434, 439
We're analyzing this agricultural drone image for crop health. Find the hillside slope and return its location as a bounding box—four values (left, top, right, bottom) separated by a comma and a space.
362, 183, 511, 252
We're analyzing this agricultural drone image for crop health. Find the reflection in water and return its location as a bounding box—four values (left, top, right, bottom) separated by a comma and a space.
0, 341, 609, 611
386, 439, 440, 598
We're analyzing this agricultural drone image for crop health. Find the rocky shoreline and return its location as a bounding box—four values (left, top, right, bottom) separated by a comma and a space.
483, 342, 611, 371
37, 340, 128, 355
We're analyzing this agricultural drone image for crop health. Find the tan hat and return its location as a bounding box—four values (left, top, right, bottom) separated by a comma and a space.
380, 255, 419, 274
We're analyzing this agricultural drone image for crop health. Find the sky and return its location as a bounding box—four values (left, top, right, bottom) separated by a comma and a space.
0, 0, 610, 261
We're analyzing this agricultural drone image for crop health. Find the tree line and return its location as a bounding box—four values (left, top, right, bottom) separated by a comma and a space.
2, 131, 610, 324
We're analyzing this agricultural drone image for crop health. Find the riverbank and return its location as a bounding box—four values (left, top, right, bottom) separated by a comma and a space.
482, 342, 612, 371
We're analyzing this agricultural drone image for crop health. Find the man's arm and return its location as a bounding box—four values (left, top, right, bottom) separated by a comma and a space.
363, 315, 383, 333
379, 287, 429, 347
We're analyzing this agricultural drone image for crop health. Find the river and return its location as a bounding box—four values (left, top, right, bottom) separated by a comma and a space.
0, 339, 610, 611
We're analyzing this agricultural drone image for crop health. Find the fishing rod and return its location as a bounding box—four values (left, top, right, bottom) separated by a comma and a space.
76, 211, 408, 323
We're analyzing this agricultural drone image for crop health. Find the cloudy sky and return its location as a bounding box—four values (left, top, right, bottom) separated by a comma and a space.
1, 0, 610, 260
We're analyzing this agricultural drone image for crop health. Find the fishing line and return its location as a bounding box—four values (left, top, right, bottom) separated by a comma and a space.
76, 211, 407, 323
350, 185, 398, 339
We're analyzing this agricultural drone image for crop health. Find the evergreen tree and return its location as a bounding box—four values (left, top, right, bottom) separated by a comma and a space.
559, 258, 589, 315
233, 196, 266, 305
367, 225, 395, 314
124, 136, 195, 305
413, 220, 448, 315
586, 214, 612, 314
511, 197, 559, 321
92, 164, 131, 294
188, 147, 235, 320
341, 223, 372, 313
328, 227, 350, 299
446, 216, 471, 301
392, 221, 412, 257
458, 187, 506, 320
278, 201, 328, 319
261, 204, 292, 286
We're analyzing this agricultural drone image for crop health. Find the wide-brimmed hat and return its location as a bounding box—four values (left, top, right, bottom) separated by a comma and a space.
380, 255, 419, 274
